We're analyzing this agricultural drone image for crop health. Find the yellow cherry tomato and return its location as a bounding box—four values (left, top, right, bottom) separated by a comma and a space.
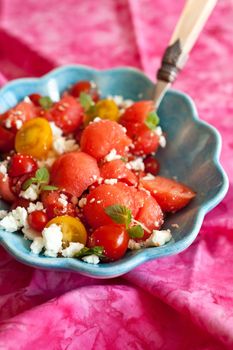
95, 99, 119, 121
46, 215, 87, 245
15, 117, 52, 159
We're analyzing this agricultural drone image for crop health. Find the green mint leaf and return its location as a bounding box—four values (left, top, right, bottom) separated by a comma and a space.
41, 185, 58, 191
21, 178, 34, 190
39, 96, 53, 110
127, 225, 144, 239
35, 167, 50, 183
104, 204, 132, 229
144, 111, 160, 130
75, 246, 105, 258
79, 92, 94, 112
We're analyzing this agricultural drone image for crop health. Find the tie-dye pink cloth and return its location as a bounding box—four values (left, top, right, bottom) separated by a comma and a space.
0, 1, 232, 349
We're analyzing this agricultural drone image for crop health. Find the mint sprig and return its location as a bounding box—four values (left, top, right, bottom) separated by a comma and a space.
105, 204, 145, 238
79, 92, 95, 112
144, 111, 160, 130
39, 96, 53, 110
105, 204, 132, 229
127, 225, 144, 239
75, 246, 105, 258
22, 167, 58, 191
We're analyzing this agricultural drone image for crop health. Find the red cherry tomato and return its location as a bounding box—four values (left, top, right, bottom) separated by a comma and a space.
8, 154, 38, 178
28, 94, 42, 106
0, 125, 15, 152
45, 95, 84, 134
28, 210, 48, 231
9, 172, 35, 195
70, 80, 99, 102
0, 173, 16, 203
144, 156, 160, 176
140, 176, 196, 212
89, 224, 129, 261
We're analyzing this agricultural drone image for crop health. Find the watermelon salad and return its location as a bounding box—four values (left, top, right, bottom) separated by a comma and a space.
0, 80, 195, 264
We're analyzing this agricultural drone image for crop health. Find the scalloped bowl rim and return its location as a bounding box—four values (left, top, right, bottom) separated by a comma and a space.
0, 65, 229, 278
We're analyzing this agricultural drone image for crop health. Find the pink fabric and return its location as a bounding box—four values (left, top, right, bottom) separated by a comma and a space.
0, 1, 232, 349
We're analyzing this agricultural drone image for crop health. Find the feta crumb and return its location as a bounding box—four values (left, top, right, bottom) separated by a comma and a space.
155, 126, 162, 136
5, 118, 12, 129
27, 202, 44, 214
126, 157, 145, 171
53, 137, 79, 155
30, 237, 44, 254
104, 149, 121, 162
159, 135, 166, 148
15, 120, 23, 129
82, 254, 100, 264
90, 198, 95, 203
58, 194, 68, 207
0, 161, 8, 175
42, 224, 63, 257
128, 239, 142, 250
97, 177, 103, 184
107, 95, 123, 106
0, 207, 28, 232
49, 122, 63, 137
20, 184, 40, 201
92, 117, 102, 123
142, 173, 155, 180
148, 229, 172, 246
128, 229, 172, 250
78, 198, 87, 208
61, 242, 84, 257
22, 226, 40, 240
104, 178, 118, 185
0, 210, 7, 219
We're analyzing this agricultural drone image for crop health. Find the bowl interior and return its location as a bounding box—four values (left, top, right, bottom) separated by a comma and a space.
0, 66, 228, 277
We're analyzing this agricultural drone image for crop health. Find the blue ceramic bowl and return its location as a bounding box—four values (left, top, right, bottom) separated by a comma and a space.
0, 65, 229, 278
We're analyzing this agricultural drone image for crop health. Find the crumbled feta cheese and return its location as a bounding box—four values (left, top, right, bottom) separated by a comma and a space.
61, 242, 84, 257
126, 157, 145, 171
22, 226, 40, 240
0, 207, 28, 232
104, 149, 121, 162
78, 198, 87, 208
0, 161, 8, 175
0, 210, 7, 219
97, 177, 103, 184
15, 120, 23, 129
49, 122, 63, 137
107, 95, 123, 106
128, 239, 142, 250
128, 229, 172, 250
148, 229, 172, 246
104, 178, 118, 185
27, 202, 44, 214
92, 117, 102, 123
90, 198, 95, 203
58, 194, 68, 207
159, 135, 166, 148
142, 173, 155, 180
37, 154, 56, 168
30, 237, 44, 254
53, 137, 79, 155
42, 224, 63, 257
5, 118, 12, 129
155, 126, 162, 136
82, 254, 100, 264
20, 184, 40, 201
